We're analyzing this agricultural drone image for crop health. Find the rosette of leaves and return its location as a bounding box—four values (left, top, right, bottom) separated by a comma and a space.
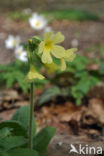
0, 106, 56, 156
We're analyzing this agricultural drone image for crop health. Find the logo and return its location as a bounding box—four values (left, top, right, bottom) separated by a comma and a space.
69, 144, 102, 155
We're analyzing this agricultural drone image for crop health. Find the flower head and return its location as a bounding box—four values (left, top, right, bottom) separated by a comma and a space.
5, 35, 20, 49
61, 48, 77, 71
29, 13, 47, 30
15, 46, 27, 62
25, 64, 44, 83
38, 32, 65, 64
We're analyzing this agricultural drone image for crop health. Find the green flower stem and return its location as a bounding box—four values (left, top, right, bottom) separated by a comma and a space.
29, 82, 34, 149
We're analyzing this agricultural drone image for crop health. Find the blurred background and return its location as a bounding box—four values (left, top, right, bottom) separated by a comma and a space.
0, 0, 104, 14
0, 0, 104, 139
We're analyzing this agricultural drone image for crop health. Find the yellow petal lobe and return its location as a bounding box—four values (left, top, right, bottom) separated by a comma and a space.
51, 45, 65, 58
45, 62, 59, 74
51, 32, 65, 44
39, 41, 45, 54
42, 51, 52, 64
44, 32, 53, 41
64, 48, 77, 62
60, 58, 66, 71
25, 65, 44, 83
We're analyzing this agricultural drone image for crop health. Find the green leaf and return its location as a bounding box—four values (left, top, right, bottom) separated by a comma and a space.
32, 36, 42, 44
11, 106, 36, 137
0, 128, 12, 139
67, 55, 90, 71
33, 126, 56, 155
0, 136, 27, 151
9, 148, 39, 156
0, 121, 27, 137
0, 150, 9, 156
38, 86, 61, 106
0, 61, 29, 93
71, 70, 100, 105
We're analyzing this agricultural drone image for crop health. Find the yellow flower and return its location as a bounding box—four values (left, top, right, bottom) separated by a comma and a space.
38, 32, 65, 64
44, 62, 59, 74
25, 64, 44, 83
61, 48, 77, 71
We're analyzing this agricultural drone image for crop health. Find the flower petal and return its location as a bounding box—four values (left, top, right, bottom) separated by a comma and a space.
65, 48, 77, 62
29, 15, 47, 30
45, 62, 59, 74
33, 72, 45, 80
38, 41, 45, 54
42, 50, 52, 64
51, 45, 65, 58
44, 32, 53, 41
25, 65, 44, 83
51, 32, 65, 44
60, 58, 66, 71
16, 52, 27, 62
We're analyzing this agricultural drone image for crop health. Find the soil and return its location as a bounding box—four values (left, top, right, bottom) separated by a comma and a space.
47, 134, 104, 156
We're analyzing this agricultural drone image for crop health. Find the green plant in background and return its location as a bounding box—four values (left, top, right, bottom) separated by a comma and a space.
38, 55, 102, 106
8, 11, 31, 21
69, 55, 101, 105
0, 47, 103, 106
0, 61, 29, 92
0, 32, 77, 155
43, 9, 99, 21
85, 44, 104, 60
8, 9, 99, 22
0, 48, 103, 106
0, 60, 48, 93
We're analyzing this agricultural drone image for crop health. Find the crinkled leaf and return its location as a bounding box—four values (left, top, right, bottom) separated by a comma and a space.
0, 150, 9, 156
0, 121, 27, 137
0, 128, 12, 139
33, 126, 56, 155
11, 106, 36, 137
38, 86, 61, 106
0, 136, 27, 151
9, 148, 39, 156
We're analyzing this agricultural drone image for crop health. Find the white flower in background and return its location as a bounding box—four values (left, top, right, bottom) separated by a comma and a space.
29, 13, 47, 30
71, 39, 79, 47
14, 46, 27, 62
5, 35, 21, 49
23, 8, 32, 15
44, 26, 52, 32
31, 12, 38, 18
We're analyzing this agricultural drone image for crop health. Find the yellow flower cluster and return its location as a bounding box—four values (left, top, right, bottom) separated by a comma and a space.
39, 32, 77, 71
25, 32, 77, 82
